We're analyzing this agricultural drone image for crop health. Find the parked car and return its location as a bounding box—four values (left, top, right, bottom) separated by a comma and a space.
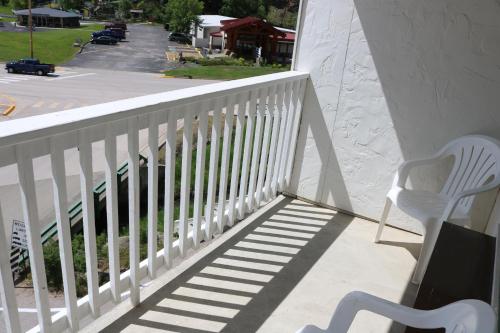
108, 28, 126, 39
168, 32, 191, 44
105, 21, 127, 31
91, 36, 118, 45
5, 58, 55, 76
92, 29, 125, 41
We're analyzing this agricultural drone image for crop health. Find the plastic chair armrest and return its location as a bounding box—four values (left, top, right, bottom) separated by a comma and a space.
394, 154, 445, 188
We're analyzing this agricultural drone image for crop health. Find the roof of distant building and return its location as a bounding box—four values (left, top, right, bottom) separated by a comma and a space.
13, 8, 80, 18
220, 16, 285, 36
197, 15, 235, 28
277, 32, 295, 42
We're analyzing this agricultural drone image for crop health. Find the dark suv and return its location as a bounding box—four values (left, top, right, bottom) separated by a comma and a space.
168, 32, 191, 44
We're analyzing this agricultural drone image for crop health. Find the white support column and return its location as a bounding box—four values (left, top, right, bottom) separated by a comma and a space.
179, 107, 193, 257
205, 98, 223, 239
227, 93, 247, 226
50, 137, 79, 332
147, 112, 159, 278
217, 94, 236, 232
238, 89, 258, 219
16, 144, 52, 332
104, 124, 120, 303
0, 204, 21, 333
127, 117, 140, 306
78, 130, 100, 317
193, 106, 208, 248
164, 110, 177, 268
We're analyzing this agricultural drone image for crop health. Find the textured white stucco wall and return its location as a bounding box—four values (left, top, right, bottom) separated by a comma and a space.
290, 0, 500, 233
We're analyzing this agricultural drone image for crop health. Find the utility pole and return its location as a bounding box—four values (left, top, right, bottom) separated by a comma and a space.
28, 0, 33, 58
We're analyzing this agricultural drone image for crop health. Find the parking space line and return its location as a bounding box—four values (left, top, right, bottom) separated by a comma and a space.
45, 73, 96, 81
49, 102, 59, 109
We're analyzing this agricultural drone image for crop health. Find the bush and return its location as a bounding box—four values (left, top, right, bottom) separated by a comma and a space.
197, 57, 253, 67
43, 240, 63, 291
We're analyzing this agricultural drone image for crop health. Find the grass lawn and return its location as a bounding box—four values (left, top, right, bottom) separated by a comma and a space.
0, 24, 103, 64
0, 5, 13, 15
165, 65, 289, 80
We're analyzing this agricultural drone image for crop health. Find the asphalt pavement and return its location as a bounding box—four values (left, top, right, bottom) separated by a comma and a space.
65, 23, 183, 72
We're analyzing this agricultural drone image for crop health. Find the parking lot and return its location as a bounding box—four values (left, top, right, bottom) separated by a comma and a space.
65, 23, 185, 72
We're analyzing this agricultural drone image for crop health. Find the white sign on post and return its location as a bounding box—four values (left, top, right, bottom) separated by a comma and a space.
11, 220, 28, 250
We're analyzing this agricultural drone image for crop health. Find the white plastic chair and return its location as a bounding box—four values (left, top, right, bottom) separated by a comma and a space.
374, 135, 500, 284
296, 291, 497, 333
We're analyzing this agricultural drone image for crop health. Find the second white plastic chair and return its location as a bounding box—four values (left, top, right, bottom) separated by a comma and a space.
296, 291, 496, 333
374, 135, 500, 284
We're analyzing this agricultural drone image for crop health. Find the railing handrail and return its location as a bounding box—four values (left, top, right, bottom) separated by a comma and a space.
0, 70, 309, 333
0, 71, 308, 150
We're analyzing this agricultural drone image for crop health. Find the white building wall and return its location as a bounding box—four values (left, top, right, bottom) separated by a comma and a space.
290, 0, 500, 233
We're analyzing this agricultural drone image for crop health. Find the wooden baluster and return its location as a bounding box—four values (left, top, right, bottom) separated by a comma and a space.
238, 90, 258, 219
205, 98, 223, 239
0, 203, 21, 333
217, 95, 236, 232
127, 117, 140, 306
193, 106, 208, 247
285, 79, 307, 186
179, 107, 193, 257
278, 82, 294, 190
104, 124, 120, 303
227, 93, 247, 226
164, 109, 177, 267
265, 84, 282, 200
78, 130, 100, 316
50, 137, 79, 331
256, 85, 274, 208
147, 112, 159, 278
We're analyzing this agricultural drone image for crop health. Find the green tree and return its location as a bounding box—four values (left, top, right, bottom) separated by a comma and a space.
117, 0, 132, 19
9, 0, 27, 9
164, 0, 203, 33
219, 0, 266, 18
266, 5, 297, 29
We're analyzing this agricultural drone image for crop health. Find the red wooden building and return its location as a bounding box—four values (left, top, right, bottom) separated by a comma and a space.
217, 17, 294, 63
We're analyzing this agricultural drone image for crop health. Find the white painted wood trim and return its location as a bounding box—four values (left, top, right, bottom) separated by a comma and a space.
104, 124, 121, 303
0, 204, 22, 333
179, 107, 193, 257
78, 130, 100, 317
50, 137, 79, 331
193, 106, 208, 247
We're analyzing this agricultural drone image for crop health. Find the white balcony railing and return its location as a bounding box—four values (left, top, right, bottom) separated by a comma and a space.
0, 71, 308, 333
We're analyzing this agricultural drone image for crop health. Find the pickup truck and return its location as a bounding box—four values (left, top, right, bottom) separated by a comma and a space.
5, 59, 55, 76
92, 29, 125, 41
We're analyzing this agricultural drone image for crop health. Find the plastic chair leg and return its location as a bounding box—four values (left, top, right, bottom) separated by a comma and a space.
411, 222, 441, 284
374, 198, 392, 243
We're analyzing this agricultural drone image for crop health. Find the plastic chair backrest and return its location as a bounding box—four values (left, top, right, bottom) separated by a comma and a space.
439, 135, 500, 211
326, 291, 496, 333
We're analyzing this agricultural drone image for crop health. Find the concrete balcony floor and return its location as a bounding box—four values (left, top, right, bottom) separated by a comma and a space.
84, 196, 421, 333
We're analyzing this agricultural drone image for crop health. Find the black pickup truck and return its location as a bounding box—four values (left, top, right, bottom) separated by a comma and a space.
5, 59, 55, 76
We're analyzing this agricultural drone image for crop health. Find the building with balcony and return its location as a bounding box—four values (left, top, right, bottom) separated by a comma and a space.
0, 0, 500, 332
